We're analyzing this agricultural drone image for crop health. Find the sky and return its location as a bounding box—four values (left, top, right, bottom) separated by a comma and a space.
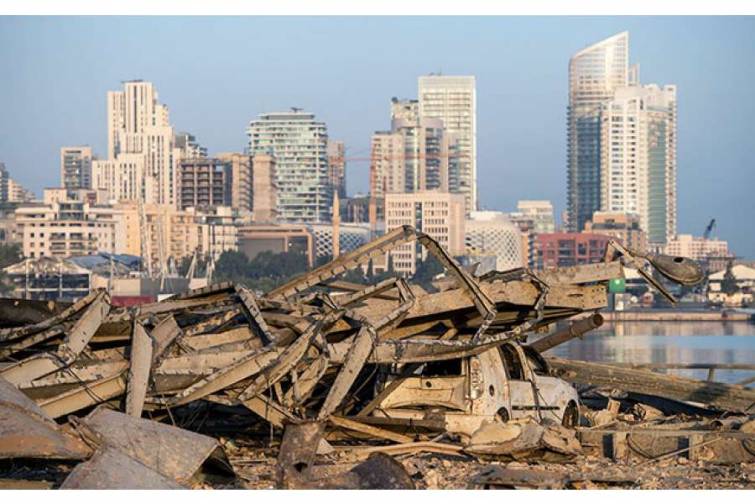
0, 16, 754, 257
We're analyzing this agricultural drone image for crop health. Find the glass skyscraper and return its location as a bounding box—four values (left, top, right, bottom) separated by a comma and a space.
567, 32, 630, 232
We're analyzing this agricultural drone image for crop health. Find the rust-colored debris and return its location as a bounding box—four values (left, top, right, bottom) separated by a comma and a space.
0, 227, 751, 489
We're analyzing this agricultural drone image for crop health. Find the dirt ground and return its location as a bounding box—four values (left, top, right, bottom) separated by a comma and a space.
223, 439, 755, 490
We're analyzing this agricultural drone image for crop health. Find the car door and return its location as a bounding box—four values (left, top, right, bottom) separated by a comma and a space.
498, 343, 538, 420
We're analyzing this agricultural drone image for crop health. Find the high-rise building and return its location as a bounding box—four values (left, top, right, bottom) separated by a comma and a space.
418, 75, 477, 214
369, 117, 451, 200
600, 85, 677, 245
327, 140, 347, 198
217, 152, 253, 213
567, 32, 630, 232
60, 146, 94, 189
251, 153, 278, 224
0, 163, 9, 202
383, 191, 465, 276
93, 80, 185, 206
369, 131, 405, 201
515, 200, 556, 234
247, 110, 331, 224
177, 158, 232, 210
567, 32, 677, 247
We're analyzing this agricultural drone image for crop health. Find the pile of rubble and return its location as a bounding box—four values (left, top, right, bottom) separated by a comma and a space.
0, 226, 753, 489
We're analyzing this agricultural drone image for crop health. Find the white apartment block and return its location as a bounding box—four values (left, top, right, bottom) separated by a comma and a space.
516, 200, 556, 234
247, 110, 331, 224
664, 234, 729, 261
370, 131, 406, 200
418, 75, 477, 214
600, 84, 677, 245
15, 199, 116, 259
93, 80, 189, 207
384, 191, 465, 275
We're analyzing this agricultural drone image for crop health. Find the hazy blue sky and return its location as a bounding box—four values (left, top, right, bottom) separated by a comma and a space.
1, 16, 753, 256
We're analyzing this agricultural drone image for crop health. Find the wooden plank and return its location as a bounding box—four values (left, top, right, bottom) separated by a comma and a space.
329, 416, 412, 444
549, 357, 755, 413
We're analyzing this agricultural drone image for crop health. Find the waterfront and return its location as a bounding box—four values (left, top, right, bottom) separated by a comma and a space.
546, 320, 755, 385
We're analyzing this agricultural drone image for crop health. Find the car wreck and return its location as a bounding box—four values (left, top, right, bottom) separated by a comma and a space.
0, 225, 753, 489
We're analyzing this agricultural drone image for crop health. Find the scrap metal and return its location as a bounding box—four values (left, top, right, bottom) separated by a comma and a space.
0, 226, 746, 489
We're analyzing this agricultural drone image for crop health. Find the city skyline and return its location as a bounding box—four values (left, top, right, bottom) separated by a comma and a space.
1, 17, 754, 255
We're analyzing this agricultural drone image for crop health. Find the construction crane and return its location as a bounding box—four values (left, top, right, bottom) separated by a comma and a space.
703, 219, 716, 240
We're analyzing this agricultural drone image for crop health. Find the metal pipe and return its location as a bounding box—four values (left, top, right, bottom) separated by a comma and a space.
527, 312, 604, 353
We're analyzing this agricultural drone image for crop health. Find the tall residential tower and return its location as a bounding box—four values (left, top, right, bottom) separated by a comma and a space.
418, 75, 477, 214
247, 110, 331, 224
567, 32, 677, 246
567, 32, 630, 232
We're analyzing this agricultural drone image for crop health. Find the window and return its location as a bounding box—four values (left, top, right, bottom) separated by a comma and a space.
499, 345, 525, 380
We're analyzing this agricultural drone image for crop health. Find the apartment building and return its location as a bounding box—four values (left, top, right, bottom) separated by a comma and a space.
383, 191, 465, 275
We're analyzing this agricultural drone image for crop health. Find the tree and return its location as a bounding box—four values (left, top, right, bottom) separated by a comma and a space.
412, 254, 444, 291
0, 243, 22, 295
721, 261, 739, 296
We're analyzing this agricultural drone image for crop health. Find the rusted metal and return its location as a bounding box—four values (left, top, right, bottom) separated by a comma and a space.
61, 445, 184, 489
125, 321, 153, 417
527, 313, 604, 353
0, 377, 91, 460
276, 420, 326, 488
548, 357, 755, 413
79, 407, 232, 484
0, 291, 110, 385
0, 228, 709, 489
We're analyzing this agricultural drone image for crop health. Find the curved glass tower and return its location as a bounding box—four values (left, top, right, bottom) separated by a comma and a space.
567, 32, 629, 232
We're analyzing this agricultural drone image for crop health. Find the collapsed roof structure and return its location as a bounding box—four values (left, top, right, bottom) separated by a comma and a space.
1, 226, 752, 489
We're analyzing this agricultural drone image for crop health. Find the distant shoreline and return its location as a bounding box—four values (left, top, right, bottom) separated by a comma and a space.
602, 310, 753, 322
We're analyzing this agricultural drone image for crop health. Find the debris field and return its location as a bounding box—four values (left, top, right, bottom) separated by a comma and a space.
0, 225, 753, 489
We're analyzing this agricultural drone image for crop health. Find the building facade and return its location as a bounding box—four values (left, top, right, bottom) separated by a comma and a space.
465, 211, 524, 273
515, 200, 556, 234
247, 110, 331, 224
418, 75, 477, 214
664, 234, 730, 262
600, 85, 677, 245
536, 232, 612, 269
384, 191, 465, 275
567, 32, 677, 247
177, 158, 232, 210
217, 152, 253, 213
92, 80, 187, 206
327, 140, 347, 199
584, 211, 647, 251
60, 146, 94, 189
237, 224, 314, 267
567, 32, 631, 232
309, 222, 371, 259
369, 117, 452, 200
15, 199, 116, 259
251, 153, 277, 223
